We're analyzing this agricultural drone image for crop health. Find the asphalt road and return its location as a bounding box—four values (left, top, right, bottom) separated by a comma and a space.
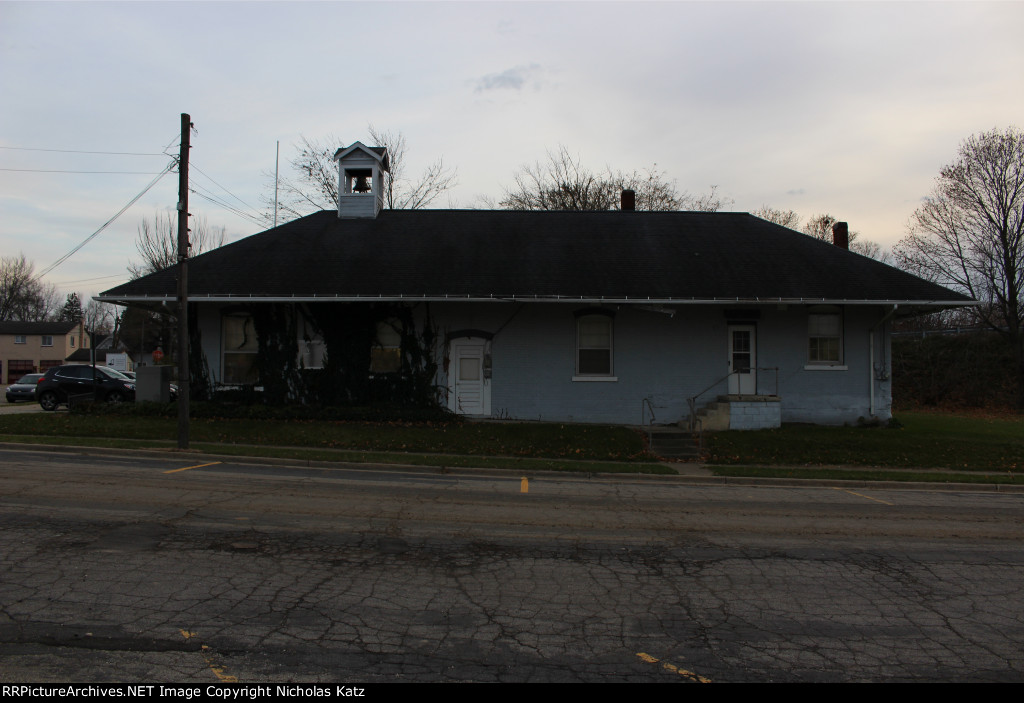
1, 448, 1022, 682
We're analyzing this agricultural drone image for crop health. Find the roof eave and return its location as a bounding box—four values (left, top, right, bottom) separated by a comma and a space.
94, 293, 978, 307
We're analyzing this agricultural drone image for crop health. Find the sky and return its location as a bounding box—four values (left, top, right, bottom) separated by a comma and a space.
2, 0, 1022, 303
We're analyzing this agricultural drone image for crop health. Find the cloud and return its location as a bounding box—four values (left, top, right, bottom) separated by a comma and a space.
474, 64, 542, 93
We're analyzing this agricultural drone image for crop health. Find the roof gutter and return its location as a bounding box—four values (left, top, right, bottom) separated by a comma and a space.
94, 293, 979, 309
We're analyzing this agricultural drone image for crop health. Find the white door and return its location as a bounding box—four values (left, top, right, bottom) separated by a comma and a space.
727, 325, 756, 395
449, 340, 490, 416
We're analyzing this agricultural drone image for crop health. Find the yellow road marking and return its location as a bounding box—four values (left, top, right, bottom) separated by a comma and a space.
201, 645, 238, 682
180, 630, 238, 683
636, 652, 711, 683
164, 461, 222, 474
521, 477, 529, 493
831, 487, 894, 505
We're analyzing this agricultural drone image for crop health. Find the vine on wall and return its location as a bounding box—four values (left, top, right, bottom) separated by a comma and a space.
187, 302, 213, 401
250, 304, 304, 404
201, 302, 441, 407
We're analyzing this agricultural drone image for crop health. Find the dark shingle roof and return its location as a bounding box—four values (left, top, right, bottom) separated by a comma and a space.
99, 210, 972, 306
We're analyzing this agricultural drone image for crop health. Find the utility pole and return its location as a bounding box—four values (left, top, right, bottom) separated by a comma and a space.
177, 113, 191, 449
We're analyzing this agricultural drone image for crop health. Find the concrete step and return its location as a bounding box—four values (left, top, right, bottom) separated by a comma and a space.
648, 430, 701, 460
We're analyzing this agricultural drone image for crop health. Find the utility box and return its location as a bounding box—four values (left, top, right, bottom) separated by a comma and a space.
137, 365, 172, 403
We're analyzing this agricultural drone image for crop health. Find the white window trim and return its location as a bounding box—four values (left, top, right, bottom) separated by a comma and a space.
807, 307, 843, 366
222, 314, 258, 384
14, 335, 26, 344
574, 310, 615, 380
369, 319, 402, 374
41, 335, 53, 347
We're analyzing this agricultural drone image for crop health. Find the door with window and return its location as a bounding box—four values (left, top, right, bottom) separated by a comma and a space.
727, 325, 756, 395
449, 339, 490, 416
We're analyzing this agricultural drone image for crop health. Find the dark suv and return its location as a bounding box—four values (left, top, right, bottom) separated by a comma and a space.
35, 365, 136, 411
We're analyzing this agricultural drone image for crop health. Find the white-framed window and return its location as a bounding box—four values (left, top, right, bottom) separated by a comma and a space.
297, 317, 324, 369
222, 314, 259, 384
808, 307, 843, 365
574, 311, 616, 380
70, 336, 76, 348
14, 335, 26, 344
370, 319, 402, 373
41, 335, 53, 347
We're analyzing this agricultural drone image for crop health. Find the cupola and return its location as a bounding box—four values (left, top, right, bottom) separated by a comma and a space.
333, 141, 390, 218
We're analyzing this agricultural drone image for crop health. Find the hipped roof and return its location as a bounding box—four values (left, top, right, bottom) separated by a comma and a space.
99, 209, 973, 309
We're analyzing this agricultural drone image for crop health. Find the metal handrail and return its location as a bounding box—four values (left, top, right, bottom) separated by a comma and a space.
641, 397, 657, 448
686, 367, 780, 431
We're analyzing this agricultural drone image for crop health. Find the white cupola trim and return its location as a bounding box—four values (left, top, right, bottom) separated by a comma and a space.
333, 141, 391, 218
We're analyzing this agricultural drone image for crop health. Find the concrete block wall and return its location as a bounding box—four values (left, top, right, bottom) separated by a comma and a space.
728, 398, 782, 430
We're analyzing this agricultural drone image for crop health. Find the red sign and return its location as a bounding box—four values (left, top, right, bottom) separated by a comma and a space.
151, 348, 164, 363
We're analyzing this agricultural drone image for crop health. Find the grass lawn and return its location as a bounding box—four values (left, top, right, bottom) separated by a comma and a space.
704, 411, 1024, 472
2, 408, 1021, 478
0, 411, 664, 472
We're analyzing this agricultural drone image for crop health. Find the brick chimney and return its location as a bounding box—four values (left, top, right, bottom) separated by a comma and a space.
621, 189, 636, 211
832, 221, 849, 250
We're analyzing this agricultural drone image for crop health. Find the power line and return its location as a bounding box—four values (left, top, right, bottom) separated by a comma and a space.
56, 273, 128, 286
190, 186, 264, 227
0, 146, 165, 156
192, 162, 260, 214
0, 168, 167, 174
38, 160, 177, 278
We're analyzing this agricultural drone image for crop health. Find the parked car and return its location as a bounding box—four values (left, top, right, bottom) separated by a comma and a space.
35, 365, 136, 411
5, 373, 45, 403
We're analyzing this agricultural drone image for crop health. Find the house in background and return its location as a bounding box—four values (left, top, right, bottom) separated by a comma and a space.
65, 333, 135, 372
98, 142, 974, 428
0, 320, 89, 384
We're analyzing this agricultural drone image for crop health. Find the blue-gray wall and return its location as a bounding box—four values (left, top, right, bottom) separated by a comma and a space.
195, 301, 893, 426
431, 302, 893, 426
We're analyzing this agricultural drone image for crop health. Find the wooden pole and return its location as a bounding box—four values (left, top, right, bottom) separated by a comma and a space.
177, 113, 191, 449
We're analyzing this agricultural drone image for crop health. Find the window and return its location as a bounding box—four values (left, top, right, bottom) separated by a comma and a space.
575, 311, 615, 379
41, 335, 53, 347
222, 315, 259, 384
14, 335, 26, 344
70, 336, 76, 348
808, 308, 843, 365
370, 320, 402, 373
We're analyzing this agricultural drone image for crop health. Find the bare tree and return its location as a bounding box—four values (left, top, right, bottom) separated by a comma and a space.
894, 126, 1024, 406
128, 212, 226, 280
265, 127, 457, 223
500, 146, 729, 212
0, 254, 60, 322
752, 205, 801, 230
84, 299, 119, 336
367, 125, 457, 210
